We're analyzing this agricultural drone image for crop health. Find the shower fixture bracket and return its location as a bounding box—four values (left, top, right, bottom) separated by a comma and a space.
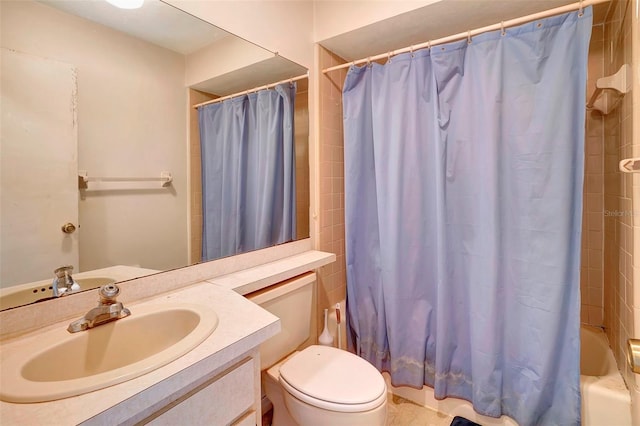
586, 64, 632, 114
619, 157, 640, 174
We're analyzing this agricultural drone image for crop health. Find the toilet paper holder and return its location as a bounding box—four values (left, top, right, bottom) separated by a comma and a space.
627, 339, 640, 374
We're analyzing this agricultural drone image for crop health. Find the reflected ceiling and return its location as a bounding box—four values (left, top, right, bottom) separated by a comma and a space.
39, 0, 228, 54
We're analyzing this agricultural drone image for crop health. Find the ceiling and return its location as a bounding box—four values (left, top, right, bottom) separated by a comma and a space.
36, 0, 607, 92
35, 0, 308, 95
38, 0, 229, 55
192, 56, 308, 96
320, 0, 612, 62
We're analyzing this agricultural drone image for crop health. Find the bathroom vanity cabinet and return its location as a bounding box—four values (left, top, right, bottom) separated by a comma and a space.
82, 348, 262, 426
0, 283, 279, 426
0, 248, 335, 425
142, 353, 259, 426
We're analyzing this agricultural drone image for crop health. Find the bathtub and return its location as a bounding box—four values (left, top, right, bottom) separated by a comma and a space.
384, 326, 632, 425
580, 326, 631, 426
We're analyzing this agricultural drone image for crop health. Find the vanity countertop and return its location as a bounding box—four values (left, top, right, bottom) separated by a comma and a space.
0, 281, 280, 425
207, 250, 335, 295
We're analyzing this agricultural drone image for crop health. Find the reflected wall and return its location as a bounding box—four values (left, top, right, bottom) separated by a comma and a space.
1, 0, 189, 278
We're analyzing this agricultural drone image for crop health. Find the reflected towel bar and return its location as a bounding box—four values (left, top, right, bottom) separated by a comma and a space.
78, 171, 172, 188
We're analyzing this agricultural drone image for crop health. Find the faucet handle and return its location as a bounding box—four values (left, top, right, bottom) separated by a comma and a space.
99, 284, 121, 304
67, 284, 130, 333
54, 265, 74, 277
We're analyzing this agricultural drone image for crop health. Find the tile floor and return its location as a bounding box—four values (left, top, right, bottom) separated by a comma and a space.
387, 394, 453, 426
262, 393, 453, 426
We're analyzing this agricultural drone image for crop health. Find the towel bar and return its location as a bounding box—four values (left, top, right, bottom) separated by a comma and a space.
78, 171, 172, 188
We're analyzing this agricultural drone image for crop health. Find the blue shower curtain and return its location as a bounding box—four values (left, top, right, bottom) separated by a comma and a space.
199, 83, 296, 261
344, 9, 591, 425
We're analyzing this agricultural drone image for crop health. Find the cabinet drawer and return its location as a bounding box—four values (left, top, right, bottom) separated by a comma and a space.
148, 358, 255, 426
232, 411, 257, 426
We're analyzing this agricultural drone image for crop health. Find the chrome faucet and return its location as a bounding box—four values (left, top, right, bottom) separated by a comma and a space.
53, 265, 79, 297
67, 284, 131, 333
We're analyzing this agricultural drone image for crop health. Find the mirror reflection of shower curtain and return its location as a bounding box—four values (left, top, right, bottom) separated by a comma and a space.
343, 9, 591, 426
199, 83, 296, 261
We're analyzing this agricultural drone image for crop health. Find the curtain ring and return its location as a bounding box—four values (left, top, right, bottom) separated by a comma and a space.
427, 41, 431, 50
467, 30, 472, 44
578, 0, 584, 16
367, 57, 372, 66
387, 51, 392, 63
410, 45, 415, 57
501, 21, 506, 36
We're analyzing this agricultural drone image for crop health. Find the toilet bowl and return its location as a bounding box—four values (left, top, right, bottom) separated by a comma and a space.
264, 346, 387, 426
247, 273, 387, 426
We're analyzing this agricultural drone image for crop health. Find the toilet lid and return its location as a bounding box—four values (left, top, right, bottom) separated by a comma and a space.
279, 345, 386, 408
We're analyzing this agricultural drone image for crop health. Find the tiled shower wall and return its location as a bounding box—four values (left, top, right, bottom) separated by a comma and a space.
295, 85, 310, 240
188, 89, 216, 264
581, 19, 606, 326
316, 46, 348, 335
602, 0, 636, 387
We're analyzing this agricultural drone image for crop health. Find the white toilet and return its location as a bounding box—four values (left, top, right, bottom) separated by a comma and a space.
247, 273, 387, 426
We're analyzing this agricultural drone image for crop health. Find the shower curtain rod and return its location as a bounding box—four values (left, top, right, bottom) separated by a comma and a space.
322, 0, 608, 74
193, 73, 309, 109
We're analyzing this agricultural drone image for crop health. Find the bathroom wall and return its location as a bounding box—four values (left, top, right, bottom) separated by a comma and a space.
316, 46, 348, 335
602, 0, 636, 387
188, 89, 217, 264
184, 35, 273, 89
313, 0, 437, 43
1, 0, 188, 273
295, 82, 311, 241
582, 17, 606, 327
559, 0, 640, 393
165, 0, 314, 70
631, 0, 640, 417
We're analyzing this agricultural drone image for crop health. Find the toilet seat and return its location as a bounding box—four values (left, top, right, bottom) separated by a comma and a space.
278, 345, 387, 413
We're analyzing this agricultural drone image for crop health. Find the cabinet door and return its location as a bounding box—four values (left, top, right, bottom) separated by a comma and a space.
232, 411, 257, 426
148, 358, 256, 426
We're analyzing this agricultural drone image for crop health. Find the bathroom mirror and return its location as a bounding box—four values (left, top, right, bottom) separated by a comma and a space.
0, 0, 309, 310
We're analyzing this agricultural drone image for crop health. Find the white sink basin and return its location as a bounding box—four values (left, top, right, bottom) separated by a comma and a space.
0, 303, 218, 403
0, 277, 116, 310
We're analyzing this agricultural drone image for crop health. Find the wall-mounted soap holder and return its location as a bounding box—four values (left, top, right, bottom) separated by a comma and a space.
586, 64, 631, 115
619, 158, 640, 174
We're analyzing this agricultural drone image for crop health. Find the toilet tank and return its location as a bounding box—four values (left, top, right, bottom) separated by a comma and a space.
246, 272, 315, 369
